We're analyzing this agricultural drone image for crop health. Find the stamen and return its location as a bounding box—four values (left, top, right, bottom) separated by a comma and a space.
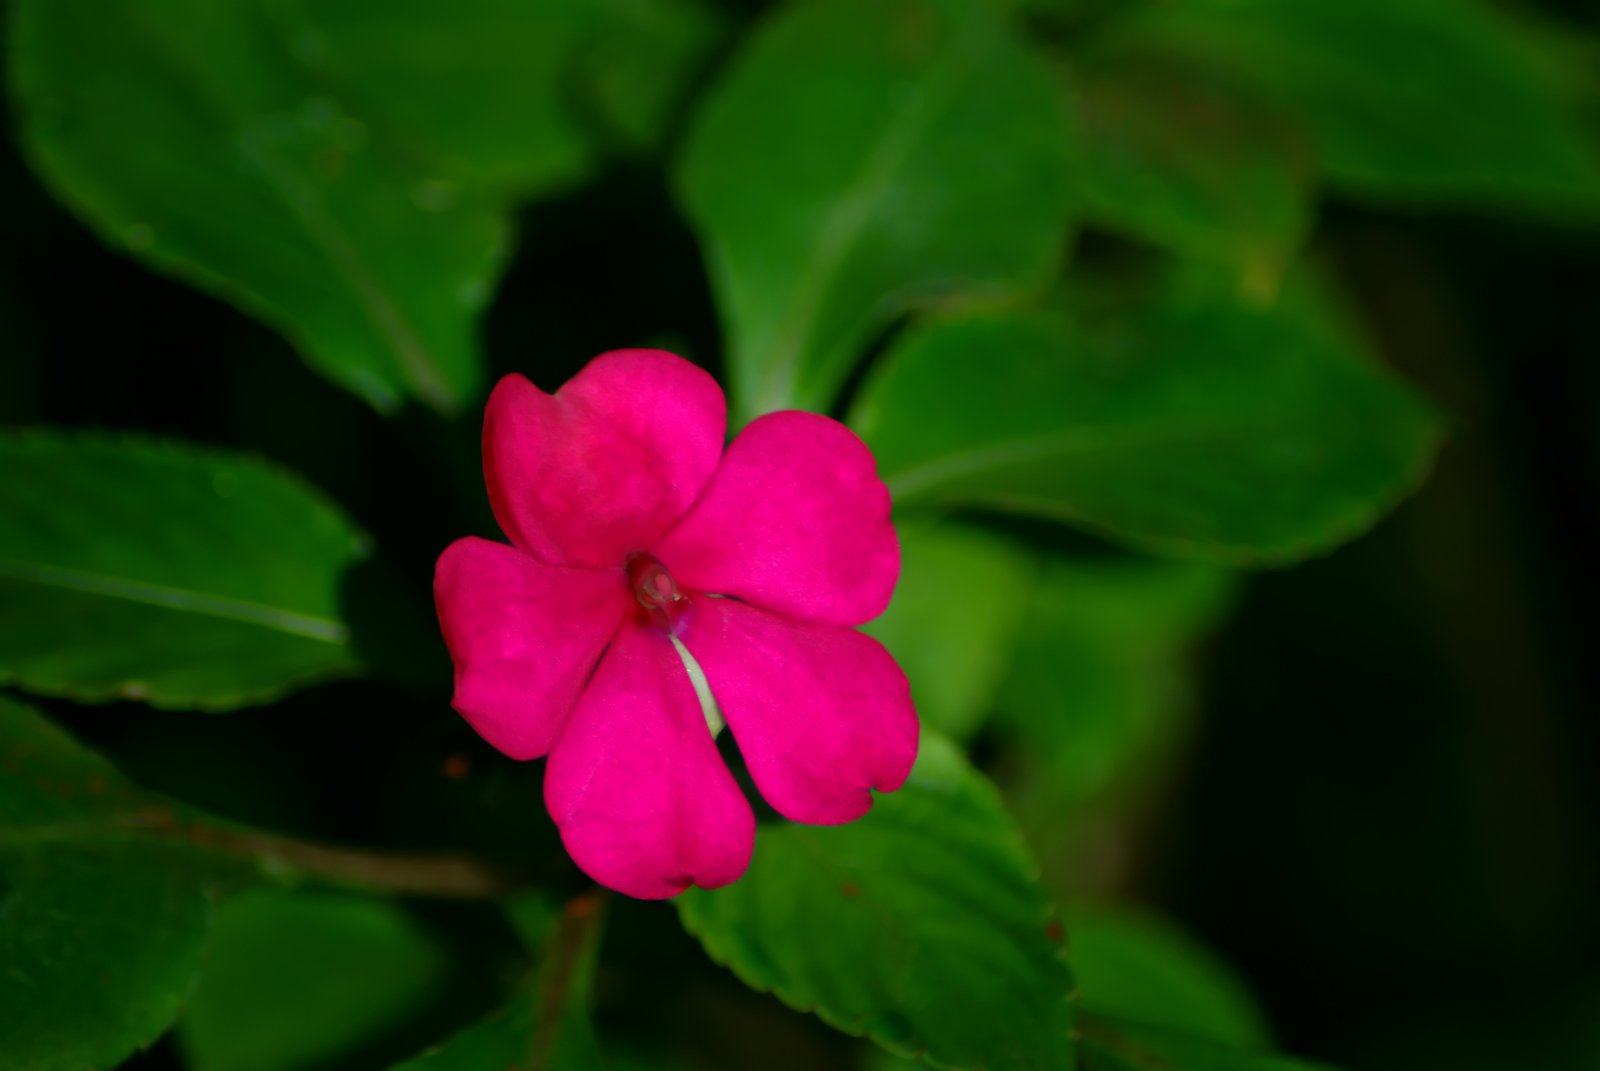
625, 552, 689, 633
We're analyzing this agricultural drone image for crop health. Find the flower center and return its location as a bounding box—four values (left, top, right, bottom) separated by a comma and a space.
626, 552, 688, 634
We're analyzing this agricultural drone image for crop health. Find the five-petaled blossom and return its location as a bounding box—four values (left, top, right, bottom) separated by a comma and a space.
434, 350, 920, 899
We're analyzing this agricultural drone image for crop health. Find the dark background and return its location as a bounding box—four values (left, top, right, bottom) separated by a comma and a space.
3, 1, 1597, 1068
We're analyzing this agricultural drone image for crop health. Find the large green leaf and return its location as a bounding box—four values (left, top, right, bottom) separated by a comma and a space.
0, 431, 367, 710
395, 894, 607, 1071
1080, 1018, 1336, 1071
0, 695, 234, 1071
852, 287, 1441, 565
678, 733, 1075, 1071
177, 890, 450, 1071
1105, 0, 1600, 214
864, 522, 1035, 742
7, 0, 594, 412
678, 0, 1075, 419
1068, 906, 1269, 1051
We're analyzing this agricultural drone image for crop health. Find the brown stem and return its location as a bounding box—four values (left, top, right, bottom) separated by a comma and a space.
530, 889, 610, 1070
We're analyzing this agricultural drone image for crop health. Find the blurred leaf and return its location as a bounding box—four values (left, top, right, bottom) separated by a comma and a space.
1068, 905, 1269, 1050
678, 733, 1075, 1071
0, 695, 233, 1071
177, 889, 450, 1071
1106, 0, 1600, 214
8, 0, 594, 412
1068, 56, 1311, 280
395, 893, 607, 1071
0, 431, 367, 710
853, 286, 1441, 565
994, 556, 1233, 899
1000, 557, 1233, 807
678, 0, 1075, 419
577, 0, 729, 156
1080, 1017, 1336, 1071
864, 521, 1035, 742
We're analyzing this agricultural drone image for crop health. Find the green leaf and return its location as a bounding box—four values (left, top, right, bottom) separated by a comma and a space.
678, 733, 1075, 1071
1068, 906, 1269, 1050
8, 0, 594, 412
0, 695, 231, 1071
1080, 1017, 1337, 1071
1068, 55, 1310, 280
177, 890, 450, 1071
395, 893, 607, 1071
864, 522, 1035, 742
577, 0, 729, 156
852, 286, 1441, 565
999, 556, 1234, 808
994, 556, 1233, 899
678, 0, 1075, 419
1106, 0, 1600, 215
0, 431, 368, 710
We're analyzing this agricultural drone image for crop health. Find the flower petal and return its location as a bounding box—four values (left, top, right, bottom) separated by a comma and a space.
484, 350, 726, 568
435, 537, 627, 760
683, 598, 919, 825
545, 624, 755, 899
654, 410, 899, 626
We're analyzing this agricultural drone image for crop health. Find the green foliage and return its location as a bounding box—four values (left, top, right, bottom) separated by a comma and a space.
395, 895, 606, 1071
1080, 1019, 1335, 1071
864, 522, 1035, 741
1103, 0, 1600, 214
0, 695, 231, 1071
678, 0, 1075, 419
1068, 55, 1310, 279
7, 0, 592, 412
176, 890, 450, 1071
678, 733, 1075, 1071
853, 282, 1441, 565
1068, 906, 1270, 1050
0, 431, 367, 710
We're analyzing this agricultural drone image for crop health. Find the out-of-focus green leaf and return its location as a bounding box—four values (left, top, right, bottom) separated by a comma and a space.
1106, 0, 1600, 214
864, 522, 1034, 742
678, 0, 1075, 419
1069, 905, 1270, 1050
678, 733, 1075, 1071
395, 894, 607, 1071
853, 286, 1441, 565
7, 0, 594, 412
1081, 1017, 1337, 1071
1000, 557, 1234, 806
0, 695, 235, 1071
0, 431, 367, 710
177, 890, 449, 1071
578, 0, 728, 156
995, 556, 1233, 898
1069, 56, 1311, 281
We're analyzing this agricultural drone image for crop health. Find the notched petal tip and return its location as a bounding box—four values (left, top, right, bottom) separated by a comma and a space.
481, 351, 727, 568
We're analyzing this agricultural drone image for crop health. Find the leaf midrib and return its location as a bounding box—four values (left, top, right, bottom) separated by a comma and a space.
112, 3, 456, 410
0, 557, 348, 643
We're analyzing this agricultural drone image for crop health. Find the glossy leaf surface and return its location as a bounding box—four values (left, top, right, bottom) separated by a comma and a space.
0, 432, 367, 709
679, 0, 1074, 418
854, 291, 1440, 565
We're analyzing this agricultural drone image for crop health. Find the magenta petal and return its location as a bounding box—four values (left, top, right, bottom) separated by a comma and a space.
654, 410, 899, 626
435, 537, 627, 760
545, 624, 755, 899
484, 350, 726, 568
684, 598, 919, 825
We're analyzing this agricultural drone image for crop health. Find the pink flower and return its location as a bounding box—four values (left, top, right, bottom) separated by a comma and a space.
434, 350, 920, 899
